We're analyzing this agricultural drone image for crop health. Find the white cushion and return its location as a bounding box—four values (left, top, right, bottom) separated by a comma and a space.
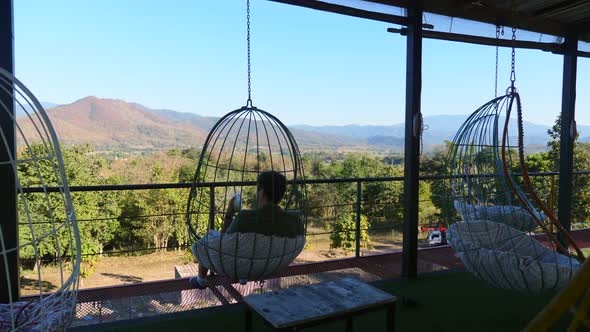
447, 221, 580, 291
454, 200, 544, 232
193, 232, 305, 281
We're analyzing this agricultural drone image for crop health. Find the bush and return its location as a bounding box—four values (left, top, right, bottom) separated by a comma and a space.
329, 213, 371, 254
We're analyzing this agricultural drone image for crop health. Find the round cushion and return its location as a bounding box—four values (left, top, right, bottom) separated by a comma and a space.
447, 221, 581, 291
193, 232, 305, 282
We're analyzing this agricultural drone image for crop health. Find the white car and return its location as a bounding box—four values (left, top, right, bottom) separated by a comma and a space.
427, 230, 446, 246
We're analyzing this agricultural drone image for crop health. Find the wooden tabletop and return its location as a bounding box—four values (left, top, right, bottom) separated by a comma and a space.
244, 277, 396, 329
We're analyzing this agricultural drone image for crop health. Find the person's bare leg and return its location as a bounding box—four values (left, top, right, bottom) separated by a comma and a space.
190, 242, 209, 289
189, 264, 209, 289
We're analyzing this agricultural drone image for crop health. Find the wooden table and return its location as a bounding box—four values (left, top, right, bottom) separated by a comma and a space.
243, 277, 397, 331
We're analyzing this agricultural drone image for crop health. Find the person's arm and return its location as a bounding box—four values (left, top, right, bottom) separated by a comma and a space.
222, 197, 238, 232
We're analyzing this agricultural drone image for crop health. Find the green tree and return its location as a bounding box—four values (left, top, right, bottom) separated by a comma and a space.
119, 164, 187, 250
17, 144, 121, 277
418, 181, 441, 226
421, 142, 457, 225
329, 213, 371, 254
546, 116, 590, 226
302, 156, 341, 218
522, 151, 555, 209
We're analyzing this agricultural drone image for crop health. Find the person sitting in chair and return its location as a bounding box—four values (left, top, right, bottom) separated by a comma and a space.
191, 171, 303, 288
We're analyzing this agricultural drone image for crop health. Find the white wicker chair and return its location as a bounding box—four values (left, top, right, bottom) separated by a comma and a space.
186, 107, 308, 283
0, 67, 81, 331
447, 221, 580, 292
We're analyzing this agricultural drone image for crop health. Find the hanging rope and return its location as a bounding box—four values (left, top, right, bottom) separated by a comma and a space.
246, 0, 253, 107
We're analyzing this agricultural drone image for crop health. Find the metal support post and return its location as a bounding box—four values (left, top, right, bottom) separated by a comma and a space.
0, 0, 17, 303
355, 181, 362, 257
402, 1, 423, 279
557, 33, 578, 242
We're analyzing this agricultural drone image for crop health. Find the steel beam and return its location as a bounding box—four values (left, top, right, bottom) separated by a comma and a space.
388, 28, 558, 51
401, 1, 422, 279
0, 0, 18, 303
366, 0, 581, 42
532, 0, 589, 18
268, 0, 409, 26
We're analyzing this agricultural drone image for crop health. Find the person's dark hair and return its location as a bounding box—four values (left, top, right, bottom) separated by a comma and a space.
257, 171, 287, 204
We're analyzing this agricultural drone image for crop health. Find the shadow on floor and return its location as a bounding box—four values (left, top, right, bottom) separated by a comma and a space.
20, 277, 59, 293
101, 273, 144, 283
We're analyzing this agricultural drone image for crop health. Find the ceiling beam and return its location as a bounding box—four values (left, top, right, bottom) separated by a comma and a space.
578, 21, 590, 37
387, 27, 564, 51
365, 0, 588, 42
268, 0, 409, 26
532, 0, 588, 18
387, 27, 590, 58
269, 0, 590, 42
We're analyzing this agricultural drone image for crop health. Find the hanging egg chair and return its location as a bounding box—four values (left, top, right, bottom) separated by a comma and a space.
186, 0, 307, 284
446, 27, 584, 292
186, 106, 307, 283
0, 67, 81, 331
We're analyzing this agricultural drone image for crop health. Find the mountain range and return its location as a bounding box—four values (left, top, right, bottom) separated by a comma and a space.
295, 118, 590, 152
19, 96, 583, 154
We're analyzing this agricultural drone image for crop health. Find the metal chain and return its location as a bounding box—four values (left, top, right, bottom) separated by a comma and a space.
510, 27, 516, 89
495, 25, 500, 99
246, 0, 252, 107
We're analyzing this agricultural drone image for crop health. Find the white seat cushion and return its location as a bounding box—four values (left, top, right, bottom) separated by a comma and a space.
447, 221, 581, 291
193, 232, 305, 281
454, 200, 544, 232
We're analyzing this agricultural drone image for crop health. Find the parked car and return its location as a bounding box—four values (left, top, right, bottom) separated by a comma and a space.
426, 228, 447, 246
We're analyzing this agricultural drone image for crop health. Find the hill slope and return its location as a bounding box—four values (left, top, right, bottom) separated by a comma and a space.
19, 97, 574, 153
19, 97, 368, 152
22, 96, 208, 151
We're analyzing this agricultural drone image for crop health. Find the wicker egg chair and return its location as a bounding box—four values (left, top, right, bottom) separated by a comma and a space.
447, 89, 584, 292
0, 67, 81, 331
186, 106, 307, 284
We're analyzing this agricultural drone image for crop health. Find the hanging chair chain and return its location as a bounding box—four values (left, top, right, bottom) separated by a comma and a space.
510, 27, 517, 89
495, 25, 501, 99
494, 26, 505, 98
246, 0, 253, 107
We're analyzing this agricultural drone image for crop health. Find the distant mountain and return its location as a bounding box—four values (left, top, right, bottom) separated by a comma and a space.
16, 101, 60, 117
142, 105, 365, 150
42, 102, 60, 110
130, 104, 220, 132
577, 124, 590, 143
20, 96, 208, 151
367, 135, 405, 146
18, 97, 369, 152
294, 115, 558, 152
17, 97, 575, 154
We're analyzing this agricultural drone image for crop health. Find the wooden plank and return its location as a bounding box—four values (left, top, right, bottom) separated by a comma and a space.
244, 277, 395, 329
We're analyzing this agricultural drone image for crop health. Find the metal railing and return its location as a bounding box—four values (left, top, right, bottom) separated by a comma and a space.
20, 170, 590, 260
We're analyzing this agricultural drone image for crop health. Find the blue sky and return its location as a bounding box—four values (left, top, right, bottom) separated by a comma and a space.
13, 0, 590, 126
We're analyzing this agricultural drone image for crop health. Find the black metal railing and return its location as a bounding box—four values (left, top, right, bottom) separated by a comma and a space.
19, 170, 590, 261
